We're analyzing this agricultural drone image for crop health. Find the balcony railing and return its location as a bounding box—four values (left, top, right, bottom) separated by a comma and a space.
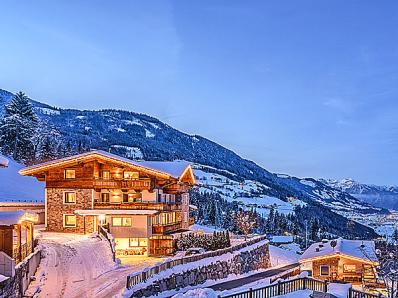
152, 222, 182, 234
46, 178, 151, 189
94, 201, 182, 211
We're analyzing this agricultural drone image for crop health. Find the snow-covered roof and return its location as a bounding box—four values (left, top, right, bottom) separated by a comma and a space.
0, 158, 44, 203
271, 235, 294, 243
136, 160, 191, 179
74, 209, 160, 216
20, 150, 194, 182
300, 238, 378, 264
0, 155, 9, 167
0, 210, 38, 225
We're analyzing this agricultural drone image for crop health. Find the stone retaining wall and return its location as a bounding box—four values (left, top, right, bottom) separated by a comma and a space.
129, 241, 270, 298
0, 247, 41, 298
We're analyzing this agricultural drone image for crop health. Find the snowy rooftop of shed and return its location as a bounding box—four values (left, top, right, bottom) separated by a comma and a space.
0, 210, 38, 225
271, 235, 294, 243
0, 155, 9, 167
300, 238, 378, 264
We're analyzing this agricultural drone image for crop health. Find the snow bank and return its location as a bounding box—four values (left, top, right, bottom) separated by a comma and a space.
0, 154, 9, 167
172, 288, 217, 298
0, 158, 44, 202
269, 245, 299, 267
328, 283, 351, 298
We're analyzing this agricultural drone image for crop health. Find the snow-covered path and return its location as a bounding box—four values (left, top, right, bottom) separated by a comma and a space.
26, 232, 161, 298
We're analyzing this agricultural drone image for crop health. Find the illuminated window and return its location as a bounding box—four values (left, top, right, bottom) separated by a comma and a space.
112, 217, 132, 227
343, 264, 356, 273
123, 171, 139, 179
64, 192, 76, 204
112, 217, 122, 226
101, 170, 110, 179
320, 265, 330, 276
100, 193, 110, 203
64, 214, 76, 227
64, 169, 75, 179
129, 238, 148, 247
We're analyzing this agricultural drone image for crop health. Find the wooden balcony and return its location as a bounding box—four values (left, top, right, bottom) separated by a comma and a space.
46, 178, 151, 190
93, 201, 182, 211
152, 222, 182, 234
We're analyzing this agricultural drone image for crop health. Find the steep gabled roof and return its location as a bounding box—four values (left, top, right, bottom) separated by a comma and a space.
300, 238, 378, 264
19, 150, 195, 183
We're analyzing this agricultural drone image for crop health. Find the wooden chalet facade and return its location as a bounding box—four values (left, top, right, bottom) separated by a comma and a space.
300, 238, 379, 285
19, 150, 196, 256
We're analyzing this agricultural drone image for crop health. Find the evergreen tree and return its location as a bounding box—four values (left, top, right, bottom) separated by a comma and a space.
0, 92, 38, 163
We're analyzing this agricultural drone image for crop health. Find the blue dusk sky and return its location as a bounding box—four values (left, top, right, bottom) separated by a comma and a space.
0, 1, 397, 185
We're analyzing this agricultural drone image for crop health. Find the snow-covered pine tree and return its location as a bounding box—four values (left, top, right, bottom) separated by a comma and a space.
0, 91, 38, 163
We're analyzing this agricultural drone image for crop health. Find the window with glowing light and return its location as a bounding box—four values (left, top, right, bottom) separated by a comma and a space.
100, 193, 110, 203
64, 169, 76, 179
343, 264, 356, 273
64, 215, 76, 227
129, 238, 148, 247
320, 265, 330, 276
101, 170, 110, 179
112, 217, 132, 227
64, 192, 76, 204
123, 171, 139, 179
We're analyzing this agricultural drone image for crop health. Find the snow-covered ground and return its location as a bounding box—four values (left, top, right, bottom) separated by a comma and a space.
269, 245, 299, 267
26, 232, 161, 298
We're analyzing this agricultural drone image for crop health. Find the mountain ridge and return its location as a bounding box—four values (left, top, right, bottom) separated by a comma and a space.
0, 88, 385, 238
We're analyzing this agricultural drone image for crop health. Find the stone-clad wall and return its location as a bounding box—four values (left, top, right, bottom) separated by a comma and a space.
46, 188, 94, 233
130, 242, 271, 298
0, 248, 41, 298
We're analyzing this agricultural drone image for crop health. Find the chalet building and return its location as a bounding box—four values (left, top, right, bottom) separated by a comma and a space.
19, 150, 196, 256
300, 238, 379, 285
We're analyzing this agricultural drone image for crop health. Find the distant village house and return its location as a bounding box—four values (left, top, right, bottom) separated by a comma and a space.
300, 238, 379, 285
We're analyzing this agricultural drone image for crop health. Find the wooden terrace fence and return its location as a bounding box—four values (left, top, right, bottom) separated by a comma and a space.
126, 235, 268, 290
219, 277, 384, 298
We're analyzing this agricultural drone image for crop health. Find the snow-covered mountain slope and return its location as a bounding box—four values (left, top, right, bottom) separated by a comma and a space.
320, 178, 398, 211
193, 164, 306, 217
274, 175, 384, 214
0, 88, 385, 218
0, 156, 44, 202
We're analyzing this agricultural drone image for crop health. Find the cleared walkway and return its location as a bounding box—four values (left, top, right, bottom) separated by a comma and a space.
210, 263, 300, 291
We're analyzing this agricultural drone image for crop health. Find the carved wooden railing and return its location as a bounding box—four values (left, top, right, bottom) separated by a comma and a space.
152, 222, 182, 234
46, 178, 151, 189
93, 201, 182, 211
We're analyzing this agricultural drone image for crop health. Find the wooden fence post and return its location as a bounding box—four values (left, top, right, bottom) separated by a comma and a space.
348, 287, 352, 298
277, 280, 282, 295
303, 277, 307, 290
249, 288, 253, 298
323, 280, 328, 293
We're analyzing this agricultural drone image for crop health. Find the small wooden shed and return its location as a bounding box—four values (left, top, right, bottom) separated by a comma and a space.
0, 210, 38, 264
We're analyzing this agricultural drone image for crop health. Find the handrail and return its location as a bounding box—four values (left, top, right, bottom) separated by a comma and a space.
219, 277, 385, 298
126, 235, 268, 290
